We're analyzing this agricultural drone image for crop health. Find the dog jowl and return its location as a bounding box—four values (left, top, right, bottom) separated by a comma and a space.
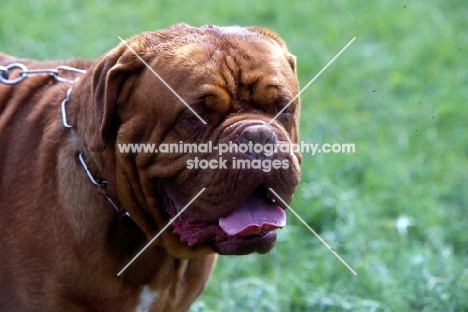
0, 24, 301, 311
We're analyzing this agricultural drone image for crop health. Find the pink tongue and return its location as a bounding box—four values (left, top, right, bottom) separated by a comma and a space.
219, 192, 286, 236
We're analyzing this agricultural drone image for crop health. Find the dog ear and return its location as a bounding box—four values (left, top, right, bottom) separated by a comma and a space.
285, 54, 297, 73
88, 42, 144, 152
247, 27, 296, 72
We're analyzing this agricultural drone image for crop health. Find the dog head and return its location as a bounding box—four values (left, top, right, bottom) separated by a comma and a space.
83, 24, 301, 257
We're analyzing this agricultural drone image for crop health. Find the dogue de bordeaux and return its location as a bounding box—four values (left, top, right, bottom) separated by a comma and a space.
0, 24, 301, 311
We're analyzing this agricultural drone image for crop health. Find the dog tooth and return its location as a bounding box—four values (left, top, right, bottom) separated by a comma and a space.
266, 193, 276, 203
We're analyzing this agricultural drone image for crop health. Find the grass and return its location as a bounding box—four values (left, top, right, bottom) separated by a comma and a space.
1, 0, 467, 310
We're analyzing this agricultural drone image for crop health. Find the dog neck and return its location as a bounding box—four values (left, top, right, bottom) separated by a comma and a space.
78, 149, 131, 218
63, 78, 131, 219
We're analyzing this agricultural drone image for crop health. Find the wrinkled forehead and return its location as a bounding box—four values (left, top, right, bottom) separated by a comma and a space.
175, 43, 292, 105
136, 26, 297, 116
169, 28, 286, 64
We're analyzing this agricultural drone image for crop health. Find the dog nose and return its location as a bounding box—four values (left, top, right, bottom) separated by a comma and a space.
241, 125, 278, 145
236, 124, 278, 159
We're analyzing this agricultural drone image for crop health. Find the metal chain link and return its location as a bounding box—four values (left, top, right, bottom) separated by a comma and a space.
0, 62, 86, 85
0, 62, 86, 128
0, 61, 125, 215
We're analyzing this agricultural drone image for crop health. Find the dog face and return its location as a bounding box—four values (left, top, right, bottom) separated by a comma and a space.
87, 24, 301, 256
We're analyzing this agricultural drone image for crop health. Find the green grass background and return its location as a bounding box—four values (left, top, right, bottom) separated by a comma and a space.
1, 0, 467, 311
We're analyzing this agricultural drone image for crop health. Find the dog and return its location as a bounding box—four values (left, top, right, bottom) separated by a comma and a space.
0, 24, 301, 311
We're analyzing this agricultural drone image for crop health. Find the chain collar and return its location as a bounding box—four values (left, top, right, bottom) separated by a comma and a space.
78, 150, 130, 218
1, 62, 129, 218
0, 62, 86, 85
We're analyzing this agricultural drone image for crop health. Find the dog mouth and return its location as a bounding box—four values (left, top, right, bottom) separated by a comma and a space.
164, 186, 286, 255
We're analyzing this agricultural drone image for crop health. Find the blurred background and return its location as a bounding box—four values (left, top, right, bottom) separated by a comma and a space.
1, 0, 467, 310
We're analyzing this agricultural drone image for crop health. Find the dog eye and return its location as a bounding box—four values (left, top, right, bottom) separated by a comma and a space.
176, 113, 208, 135
276, 104, 293, 116
194, 112, 206, 120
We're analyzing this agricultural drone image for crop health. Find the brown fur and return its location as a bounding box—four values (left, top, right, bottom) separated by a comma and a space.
0, 24, 300, 311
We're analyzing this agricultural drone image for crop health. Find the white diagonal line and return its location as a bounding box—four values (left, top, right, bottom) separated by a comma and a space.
268, 188, 357, 275
117, 36, 207, 125
269, 37, 356, 124
117, 188, 206, 276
